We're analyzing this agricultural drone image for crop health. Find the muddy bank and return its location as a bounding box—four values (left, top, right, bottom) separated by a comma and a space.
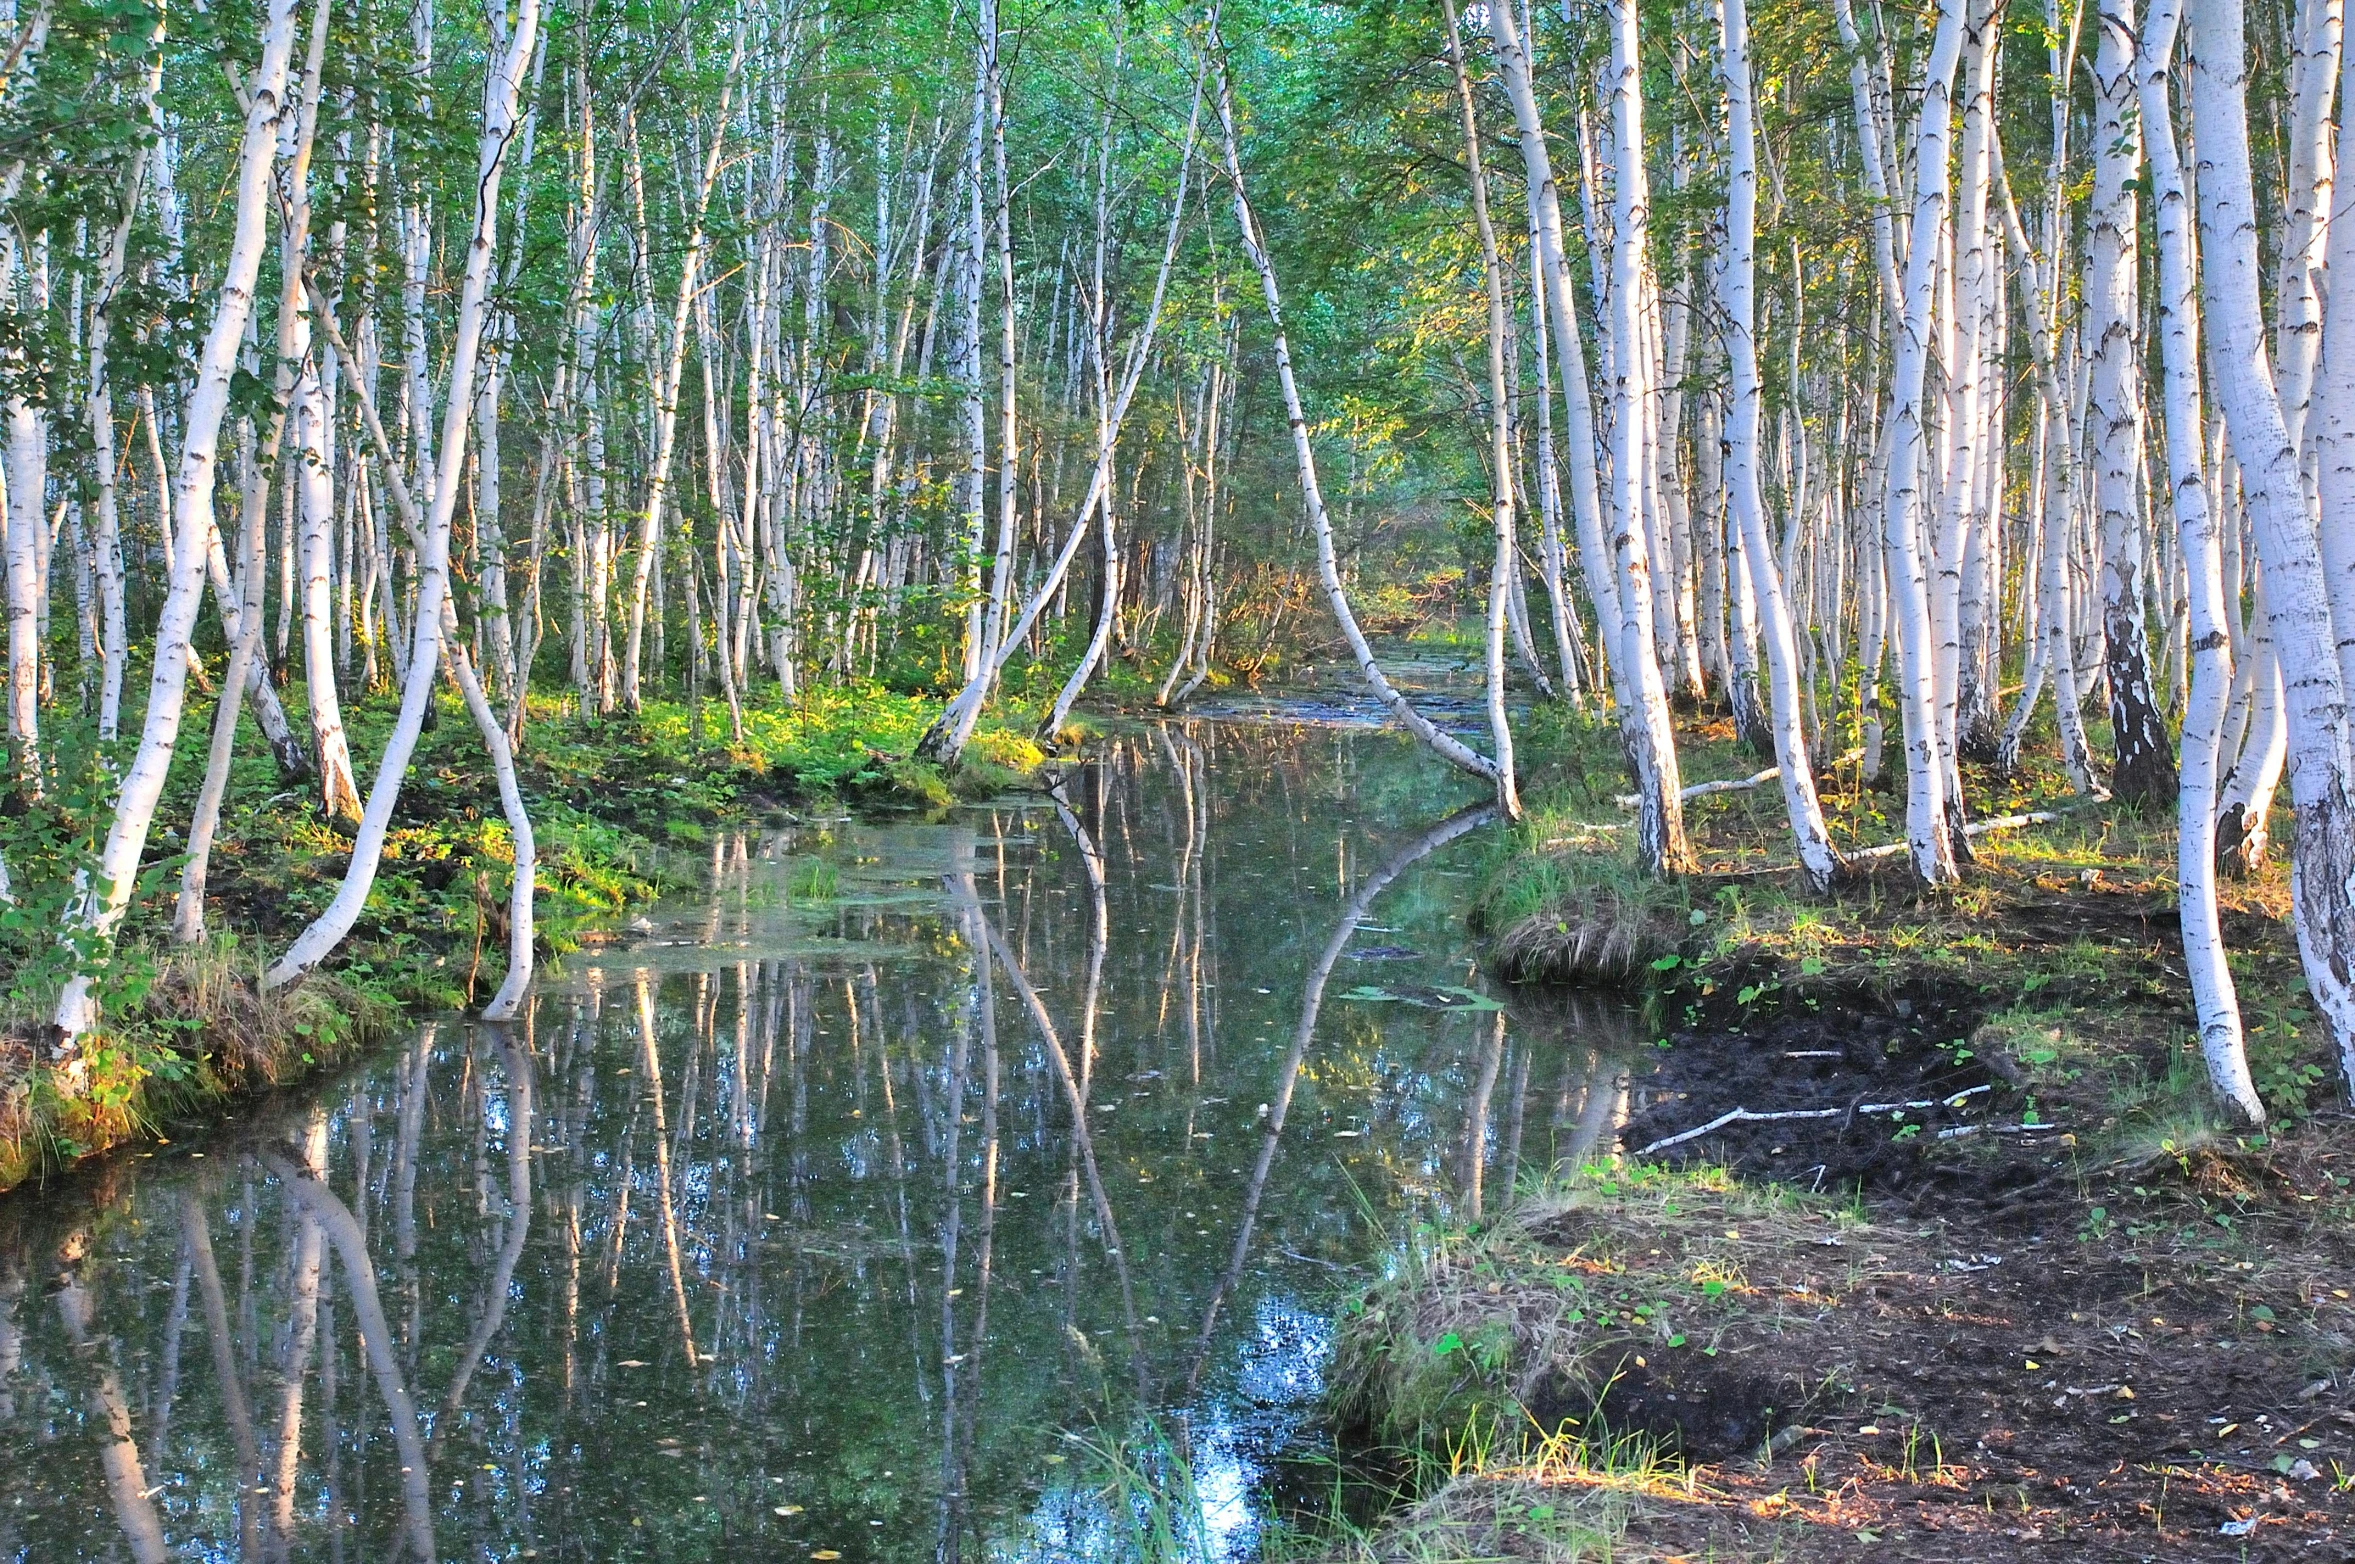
1317, 975, 2355, 1562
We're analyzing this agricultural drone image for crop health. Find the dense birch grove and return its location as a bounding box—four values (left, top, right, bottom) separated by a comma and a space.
4, 0, 2354, 1122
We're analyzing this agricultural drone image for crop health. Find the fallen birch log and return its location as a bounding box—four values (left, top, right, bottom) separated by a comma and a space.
1634, 1083, 1993, 1156
1844, 811, 2061, 862
1616, 751, 1865, 809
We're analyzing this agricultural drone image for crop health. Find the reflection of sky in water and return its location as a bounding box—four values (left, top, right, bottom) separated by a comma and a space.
0, 722, 1645, 1563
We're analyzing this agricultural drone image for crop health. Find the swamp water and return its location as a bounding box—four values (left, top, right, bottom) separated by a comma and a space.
0, 719, 1655, 1562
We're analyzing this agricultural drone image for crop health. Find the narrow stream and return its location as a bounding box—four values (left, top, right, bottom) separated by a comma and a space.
0, 718, 1650, 1562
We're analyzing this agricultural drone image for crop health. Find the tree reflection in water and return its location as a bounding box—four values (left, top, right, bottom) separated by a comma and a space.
0, 724, 1654, 1562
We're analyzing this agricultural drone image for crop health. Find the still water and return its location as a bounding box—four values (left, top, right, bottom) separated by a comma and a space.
0, 721, 1643, 1562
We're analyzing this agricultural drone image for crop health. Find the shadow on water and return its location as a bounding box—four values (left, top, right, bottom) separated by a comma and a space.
0, 720, 1650, 1562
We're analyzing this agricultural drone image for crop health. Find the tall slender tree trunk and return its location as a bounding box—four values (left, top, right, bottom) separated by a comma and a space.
52, 0, 302, 1052
619, 22, 743, 712
1443, 0, 1520, 819
2088, 0, 2176, 805
2141, 0, 2261, 1124
1488, 0, 1620, 691
2188, 0, 2355, 1093
1205, 26, 1504, 791
265, 0, 542, 992
1601, 0, 1691, 873
81, 18, 160, 745
1718, 0, 1841, 888
1878, 0, 1966, 885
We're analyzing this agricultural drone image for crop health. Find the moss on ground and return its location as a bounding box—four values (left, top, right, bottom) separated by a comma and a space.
0, 680, 1046, 1194
1476, 708, 2329, 1133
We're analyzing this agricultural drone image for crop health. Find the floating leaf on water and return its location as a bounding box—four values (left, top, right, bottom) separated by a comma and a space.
1433, 985, 1505, 1011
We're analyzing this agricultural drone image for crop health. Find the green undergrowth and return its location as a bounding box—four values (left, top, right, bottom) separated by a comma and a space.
1327, 1162, 1854, 1466
0, 676, 1049, 1194
0, 935, 397, 1192
1476, 704, 2332, 1134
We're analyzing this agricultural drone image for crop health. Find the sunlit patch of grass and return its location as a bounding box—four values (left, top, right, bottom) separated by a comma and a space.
1326, 1161, 1857, 1463
0, 935, 396, 1191
1475, 840, 1692, 985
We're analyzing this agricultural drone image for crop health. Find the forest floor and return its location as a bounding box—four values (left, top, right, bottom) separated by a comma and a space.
1305, 711, 2355, 1561
0, 678, 1045, 1192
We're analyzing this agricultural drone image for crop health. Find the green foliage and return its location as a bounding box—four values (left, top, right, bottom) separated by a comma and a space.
0, 729, 170, 1023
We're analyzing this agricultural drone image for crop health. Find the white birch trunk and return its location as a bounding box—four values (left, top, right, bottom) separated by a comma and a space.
81, 21, 159, 745
52, 0, 301, 1050
1202, 31, 1504, 789
2141, 0, 2262, 1124
1878, 0, 1966, 885
2187, 0, 2355, 1093
265, 0, 541, 991
2088, 0, 2176, 804
1718, 0, 1841, 888
1600, 0, 1690, 873
1487, 0, 1621, 688
619, 22, 743, 711
1443, 0, 1520, 818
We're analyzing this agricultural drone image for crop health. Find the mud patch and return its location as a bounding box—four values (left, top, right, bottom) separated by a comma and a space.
1603, 983, 2081, 1203
1530, 1355, 1784, 1463
1321, 1141, 2355, 1561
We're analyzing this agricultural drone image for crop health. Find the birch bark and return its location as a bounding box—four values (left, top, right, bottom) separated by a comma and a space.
2141, 0, 2261, 1123
1443, 0, 1520, 819
1202, 21, 1506, 790
2187, 0, 2355, 1092
81, 16, 161, 745
52, 0, 301, 1050
2087, 0, 2177, 804
1718, 0, 1841, 888
1879, 0, 1967, 884
619, 22, 744, 711
1600, 0, 1691, 873
265, 0, 541, 991
1486, 0, 1621, 688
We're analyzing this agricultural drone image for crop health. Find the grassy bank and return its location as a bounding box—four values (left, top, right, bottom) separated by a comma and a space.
1312, 1139, 2355, 1560
0, 679, 1045, 1194
1286, 715, 2355, 1559
1475, 705, 2329, 1132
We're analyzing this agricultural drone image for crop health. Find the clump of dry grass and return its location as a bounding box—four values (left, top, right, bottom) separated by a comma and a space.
1327, 1164, 1866, 1462
1475, 849, 1692, 985
140, 939, 392, 1087
1295, 1415, 1832, 1562
1487, 893, 1685, 984
0, 938, 396, 1191
1301, 1471, 1633, 1563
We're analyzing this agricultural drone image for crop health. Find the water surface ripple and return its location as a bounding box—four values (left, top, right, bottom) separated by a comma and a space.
0, 722, 1645, 1562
